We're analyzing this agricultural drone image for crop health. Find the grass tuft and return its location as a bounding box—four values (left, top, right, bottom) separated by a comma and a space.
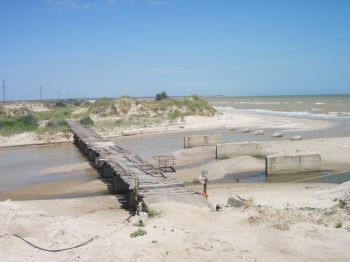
147, 207, 162, 218
130, 228, 147, 238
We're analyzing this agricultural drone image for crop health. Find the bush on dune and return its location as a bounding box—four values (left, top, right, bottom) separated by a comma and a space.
80, 116, 94, 127
0, 114, 39, 136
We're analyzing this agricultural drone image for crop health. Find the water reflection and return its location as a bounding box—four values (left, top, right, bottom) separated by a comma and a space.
211, 171, 350, 184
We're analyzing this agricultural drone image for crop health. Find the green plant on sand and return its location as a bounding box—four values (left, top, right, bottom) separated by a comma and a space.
130, 228, 147, 238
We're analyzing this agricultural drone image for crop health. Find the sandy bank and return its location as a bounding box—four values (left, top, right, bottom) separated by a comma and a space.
0, 132, 73, 148
1, 182, 349, 261
0, 109, 333, 148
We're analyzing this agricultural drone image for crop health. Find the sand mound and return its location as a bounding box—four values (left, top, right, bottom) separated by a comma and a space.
316, 181, 350, 201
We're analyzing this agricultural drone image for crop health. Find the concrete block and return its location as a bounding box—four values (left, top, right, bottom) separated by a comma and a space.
272, 132, 283, 138
184, 134, 222, 148
266, 153, 321, 175
253, 130, 264, 135
240, 128, 250, 133
216, 142, 263, 159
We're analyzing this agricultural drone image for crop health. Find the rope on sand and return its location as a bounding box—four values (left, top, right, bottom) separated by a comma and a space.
13, 234, 99, 252
285, 171, 350, 183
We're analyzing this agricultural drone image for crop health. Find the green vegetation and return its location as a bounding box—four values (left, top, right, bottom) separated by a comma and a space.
0, 101, 74, 136
0, 95, 216, 137
34, 107, 73, 121
147, 207, 162, 218
41, 119, 70, 134
91, 95, 216, 130
335, 222, 343, 228
0, 114, 39, 136
130, 228, 147, 238
155, 91, 168, 100
133, 220, 145, 227
338, 199, 348, 209
80, 116, 94, 127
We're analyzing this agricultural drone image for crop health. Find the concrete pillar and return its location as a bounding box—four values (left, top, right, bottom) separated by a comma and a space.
266, 153, 322, 175
184, 134, 222, 148
216, 142, 262, 159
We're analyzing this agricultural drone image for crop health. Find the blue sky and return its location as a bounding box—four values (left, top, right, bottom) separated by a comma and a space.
0, 0, 349, 100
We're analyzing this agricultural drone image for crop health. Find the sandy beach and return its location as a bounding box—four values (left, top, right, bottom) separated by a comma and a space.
1, 182, 350, 261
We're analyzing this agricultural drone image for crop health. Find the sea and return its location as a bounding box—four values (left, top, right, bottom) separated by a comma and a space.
206, 94, 350, 120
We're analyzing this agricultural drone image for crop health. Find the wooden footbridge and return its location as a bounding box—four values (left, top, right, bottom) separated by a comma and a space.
67, 121, 211, 210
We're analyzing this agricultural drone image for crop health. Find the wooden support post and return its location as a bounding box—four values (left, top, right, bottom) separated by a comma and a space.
202, 178, 208, 199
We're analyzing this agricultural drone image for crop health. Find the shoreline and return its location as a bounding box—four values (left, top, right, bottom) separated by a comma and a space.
0, 109, 339, 149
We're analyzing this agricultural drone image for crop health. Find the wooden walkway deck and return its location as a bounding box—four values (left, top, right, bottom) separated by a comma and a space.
67, 121, 212, 210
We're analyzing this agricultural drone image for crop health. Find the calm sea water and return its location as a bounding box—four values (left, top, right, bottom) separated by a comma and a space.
206, 95, 350, 119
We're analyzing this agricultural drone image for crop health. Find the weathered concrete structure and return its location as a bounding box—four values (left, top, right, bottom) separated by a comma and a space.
216, 142, 263, 159
272, 132, 283, 138
266, 153, 322, 175
184, 134, 222, 148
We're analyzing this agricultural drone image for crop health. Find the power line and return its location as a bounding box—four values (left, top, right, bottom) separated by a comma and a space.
2, 79, 7, 102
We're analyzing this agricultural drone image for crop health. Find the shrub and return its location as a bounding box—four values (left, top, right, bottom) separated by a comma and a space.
335, 222, 343, 228
133, 220, 145, 227
71, 99, 82, 106
130, 228, 147, 238
19, 114, 38, 126
55, 101, 66, 107
155, 91, 168, 101
47, 119, 67, 127
0, 114, 39, 136
80, 116, 93, 126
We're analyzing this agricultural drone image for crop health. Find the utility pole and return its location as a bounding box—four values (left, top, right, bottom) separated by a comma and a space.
58, 90, 60, 100
2, 79, 7, 102
40, 86, 43, 101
